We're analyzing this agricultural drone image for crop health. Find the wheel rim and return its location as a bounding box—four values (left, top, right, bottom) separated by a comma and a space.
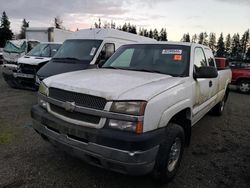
167, 138, 182, 172
240, 82, 250, 93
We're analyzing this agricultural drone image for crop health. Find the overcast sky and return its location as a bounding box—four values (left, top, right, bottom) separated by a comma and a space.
0, 0, 249, 40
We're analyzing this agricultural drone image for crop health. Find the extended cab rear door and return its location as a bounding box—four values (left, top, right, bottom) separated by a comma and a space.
204, 48, 219, 105
192, 47, 215, 122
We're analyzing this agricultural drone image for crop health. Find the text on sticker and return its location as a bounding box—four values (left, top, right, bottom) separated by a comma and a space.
162, 49, 183, 55
90, 47, 97, 56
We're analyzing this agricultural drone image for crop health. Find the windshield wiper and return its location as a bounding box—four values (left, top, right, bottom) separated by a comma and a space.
102, 66, 125, 70
53, 57, 81, 61
125, 68, 182, 77
127, 68, 164, 74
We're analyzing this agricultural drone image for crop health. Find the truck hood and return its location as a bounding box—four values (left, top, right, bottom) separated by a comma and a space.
44, 69, 185, 100
18, 56, 51, 65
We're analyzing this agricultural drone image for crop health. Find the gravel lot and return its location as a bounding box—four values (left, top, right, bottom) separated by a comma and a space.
0, 68, 250, 188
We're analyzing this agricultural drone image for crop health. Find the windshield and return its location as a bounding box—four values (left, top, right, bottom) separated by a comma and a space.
27, 43, 61, 57
53, 39, 102, 62
102, 44, 190, 77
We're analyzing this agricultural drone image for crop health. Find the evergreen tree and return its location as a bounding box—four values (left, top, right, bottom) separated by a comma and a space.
111, 21, 116, 29
185, 33, 190, 42
153, 29, 159, 40
139, 28, 143, 36
181, 34, 187, 42
198, 32, 204, 44
240, 29, 249, 59
127, 23, 132, 32
116, 25, 122, 31
192, 34, 198, 43
208, 33, 216, 53
203, 32, 208, 45
181, 33, 190, 42
54, 16, 63, 29
94, 18, 101, 28
216, 33, 225, 57
0, 11, 13, 47
231, 33, 241, 60
130, 25, 137, 34
246, 47, 250, 60
225, 34, 231, 58
143, 29, 149, 37
20, 18, 29, 39
159, 28, 167, 41
122, 23, 128, 32
149, 29, 153, 38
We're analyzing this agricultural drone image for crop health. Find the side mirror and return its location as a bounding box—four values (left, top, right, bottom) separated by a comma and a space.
194, 66, 218, 79
97, 60, 106, 68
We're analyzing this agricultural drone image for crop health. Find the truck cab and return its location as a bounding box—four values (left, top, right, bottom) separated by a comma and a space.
36, 28, 156, 84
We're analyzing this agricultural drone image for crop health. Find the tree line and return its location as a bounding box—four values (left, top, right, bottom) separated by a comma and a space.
1, 11, 250, 61
94, 19, 168, 41
181, 31, 250, 60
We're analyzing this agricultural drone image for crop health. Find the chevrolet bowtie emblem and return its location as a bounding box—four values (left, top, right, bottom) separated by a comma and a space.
64, 101, 76, 112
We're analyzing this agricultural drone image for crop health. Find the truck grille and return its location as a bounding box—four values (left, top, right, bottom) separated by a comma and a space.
49, 88, 107, 110
50, 104, 100, 124
20, 64, 38, 74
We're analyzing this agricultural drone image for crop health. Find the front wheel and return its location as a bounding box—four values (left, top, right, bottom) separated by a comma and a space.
152, 123, 185, 184
238, 80, 250, 94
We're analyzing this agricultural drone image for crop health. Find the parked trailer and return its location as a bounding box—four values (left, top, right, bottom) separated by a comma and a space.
26, 27, 73, 42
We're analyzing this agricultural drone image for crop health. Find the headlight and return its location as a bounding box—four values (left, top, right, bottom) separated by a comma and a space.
108, 119, 143, 134
39, 81, 48, 96
110, 101, 147, 116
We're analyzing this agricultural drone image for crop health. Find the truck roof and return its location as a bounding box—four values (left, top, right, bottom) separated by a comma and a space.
119, 41, 211, 49
40, 42, 62, 44
68, 28, 156, 42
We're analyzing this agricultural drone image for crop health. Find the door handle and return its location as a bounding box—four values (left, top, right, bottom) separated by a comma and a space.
209, 80, 213, 87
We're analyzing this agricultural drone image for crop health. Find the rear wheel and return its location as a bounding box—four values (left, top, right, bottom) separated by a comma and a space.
152, 123, 185, 184
212, 98, 225, 116
238, 80, 250, 94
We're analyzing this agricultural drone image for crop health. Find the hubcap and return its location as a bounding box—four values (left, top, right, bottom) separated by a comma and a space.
240, 82, 250, 93
167, 138, 182, 172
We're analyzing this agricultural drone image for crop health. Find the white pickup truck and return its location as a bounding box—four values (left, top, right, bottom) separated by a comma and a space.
31, 42, 231, 183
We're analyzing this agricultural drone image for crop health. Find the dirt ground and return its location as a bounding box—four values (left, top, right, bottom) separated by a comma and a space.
0, 68, 250, 188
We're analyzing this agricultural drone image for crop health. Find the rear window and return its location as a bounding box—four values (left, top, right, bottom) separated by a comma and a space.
102, 44, 190, 77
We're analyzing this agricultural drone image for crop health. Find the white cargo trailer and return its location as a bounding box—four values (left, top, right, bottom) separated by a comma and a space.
26, 27, 73, 42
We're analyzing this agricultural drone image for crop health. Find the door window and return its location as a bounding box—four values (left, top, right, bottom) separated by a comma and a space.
204, 48, 216, 67
194, 48, 207, 68
96, 43, 115, 64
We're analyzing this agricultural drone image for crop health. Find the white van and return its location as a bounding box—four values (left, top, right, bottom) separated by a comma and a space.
36, 28, 156, 83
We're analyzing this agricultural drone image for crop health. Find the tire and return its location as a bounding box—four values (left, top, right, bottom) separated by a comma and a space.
211, 86, 230, 116
238, 80, 250, 94
152, 123, 185, 184
211, 95, 227, 116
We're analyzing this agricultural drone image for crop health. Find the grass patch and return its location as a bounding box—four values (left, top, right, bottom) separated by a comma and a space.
0, 132, 14, 144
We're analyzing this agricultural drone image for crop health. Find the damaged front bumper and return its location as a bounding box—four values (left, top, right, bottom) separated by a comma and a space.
2, 64, 38, 90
